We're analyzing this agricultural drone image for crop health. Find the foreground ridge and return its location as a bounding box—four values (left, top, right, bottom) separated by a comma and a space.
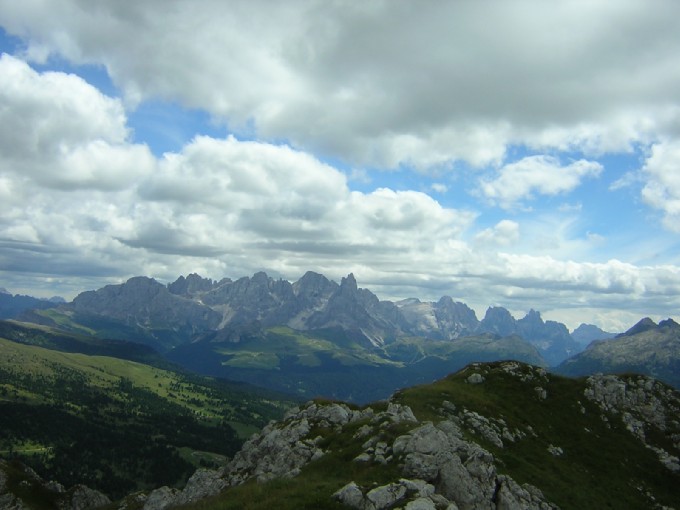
123, 396, 556, 510
110, 361, 679, 510
4, 361, 678, 509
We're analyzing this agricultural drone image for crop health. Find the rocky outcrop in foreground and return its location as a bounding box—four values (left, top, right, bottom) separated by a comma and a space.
115, 361, 680, 509
584, 373, 680, 472
334, 419, 556, 510
0, 459, 110, 510
121, 394, 556, 509
6, 361, 678, 509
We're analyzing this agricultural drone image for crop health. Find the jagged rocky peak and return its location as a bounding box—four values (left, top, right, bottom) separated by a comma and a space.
556, 316, 680, 388
435, 296, 478, 321
479, 306, 517, 337
571, 323, 616, 346
167, 273, 215, 296
433, 296, 479, 339
621, 317, 658, 337
339, 272, 359, 293
658, 318, 680, 329
520, 308, 543, 326
292, 271, 337, 300
72, 276, 165, 312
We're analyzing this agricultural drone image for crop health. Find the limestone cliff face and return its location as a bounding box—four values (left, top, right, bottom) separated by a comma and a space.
397, 297, 479, 340
71, 276, 222, 344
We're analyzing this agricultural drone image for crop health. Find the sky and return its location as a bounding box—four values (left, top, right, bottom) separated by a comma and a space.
1, 0, 680, 332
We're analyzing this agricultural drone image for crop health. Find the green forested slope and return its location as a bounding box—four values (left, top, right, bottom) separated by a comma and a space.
0, 335, 296, 499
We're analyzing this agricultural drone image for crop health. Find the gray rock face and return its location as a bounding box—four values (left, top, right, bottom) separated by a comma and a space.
121, 472, 227, 510
478, 308, 580, 365
64, 485, 112, 510
397, 297, 479, 340
119, 394, 556, 510
174, 469, 228, 506
584, 373, 680, 472
570, 323, 616, 348
479, 306, 517, 337
71, 276, 222, 347
224, 415, 322, 484
396, 422, 498, 509
0, 459, 110, 510
143, 486, 179, 510
339, 417, 556, 510
167, 273, 216, 296
53, 270, 588, 366
495, 475, 556, 510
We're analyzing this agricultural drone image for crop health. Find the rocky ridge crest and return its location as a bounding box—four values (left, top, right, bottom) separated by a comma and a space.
122, 373, 560, 509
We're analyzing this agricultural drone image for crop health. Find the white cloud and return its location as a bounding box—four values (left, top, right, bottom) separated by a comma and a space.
474, 220, 520, 247
0, 54, 154, 190
2, 1, 679, 169
1, 5, 680, 330
478, 156, 602, 208
431, 183, 448, 193
641, 141, 680, 231
609, 171, 641, 191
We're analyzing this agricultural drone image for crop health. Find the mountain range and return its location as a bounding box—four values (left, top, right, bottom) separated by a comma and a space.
2, 271, 680, 508
0, 290, 64, 320
556, 317, 680, 388
10, 270, 680, 400
25, 271, 602, 362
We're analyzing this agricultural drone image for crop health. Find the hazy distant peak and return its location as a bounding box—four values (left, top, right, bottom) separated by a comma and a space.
621, 317, 658, 337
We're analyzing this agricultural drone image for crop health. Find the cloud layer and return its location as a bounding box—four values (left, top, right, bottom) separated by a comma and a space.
2, 1, 680, 168
1, 1, 680, 331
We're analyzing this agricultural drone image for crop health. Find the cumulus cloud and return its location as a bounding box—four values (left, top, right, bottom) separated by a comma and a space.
1, 1, 679, 169
0, 56, 479, 292
641, 141, 680, 231
1, 4, 680, 330
474, 220, 520, 247
479, 155, 603, 208
0, 54, 155, 190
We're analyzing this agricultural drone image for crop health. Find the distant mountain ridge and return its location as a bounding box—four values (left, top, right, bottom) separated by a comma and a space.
0, 291, 65, 320
40, 271, 585, 365
571, 322, 616, 347
555, 317, 680, 388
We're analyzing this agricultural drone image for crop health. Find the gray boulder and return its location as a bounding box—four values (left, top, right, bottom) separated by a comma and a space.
62, 485, 111, 510
143, 486, 180, 510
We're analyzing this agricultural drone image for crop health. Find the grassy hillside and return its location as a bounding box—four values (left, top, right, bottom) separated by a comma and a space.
0, 334, 297, 499
179, 362, 679, 510
0, 319, 165, 366
394, 363, 679, 509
